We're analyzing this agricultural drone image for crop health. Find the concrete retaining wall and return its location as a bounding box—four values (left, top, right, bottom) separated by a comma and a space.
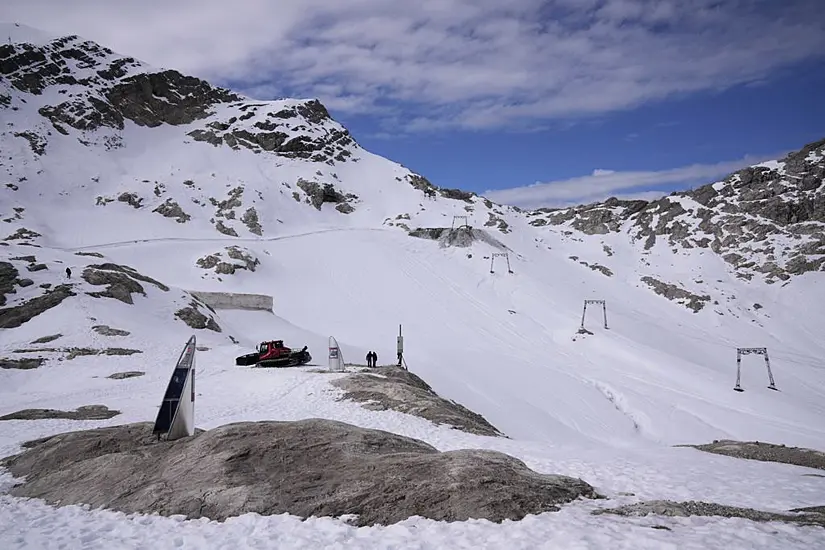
189, 291, 273, 312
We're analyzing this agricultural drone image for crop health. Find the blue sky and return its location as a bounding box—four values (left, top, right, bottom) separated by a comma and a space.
5, 0, 825, 208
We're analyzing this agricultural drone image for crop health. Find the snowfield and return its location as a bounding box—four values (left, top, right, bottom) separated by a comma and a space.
2, 225, 824, 549
2, 21, 825, 549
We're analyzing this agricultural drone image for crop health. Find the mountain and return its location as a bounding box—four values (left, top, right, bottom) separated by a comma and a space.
2, 22, 825, 549
528, 140, 825, 284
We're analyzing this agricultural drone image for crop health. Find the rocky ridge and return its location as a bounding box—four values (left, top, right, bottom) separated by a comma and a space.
527, 139, 825, 283
0, 31, 357, 166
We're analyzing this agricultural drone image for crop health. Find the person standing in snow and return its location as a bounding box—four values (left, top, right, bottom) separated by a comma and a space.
65, 267, 71, 278
365, 351, 373, 367
372, 351, 378, 367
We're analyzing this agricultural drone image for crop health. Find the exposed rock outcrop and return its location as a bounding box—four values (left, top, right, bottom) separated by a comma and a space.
175, 300, 221, 332
677, 440, 825, 471
592, 500, 825, 528
82, 263, 169, 304
0, 357, 46, 369
241, 207, 262, 235
527, 139, 825, 283
107, 371, 145, 380
187, 100, 355, 164
0, 405, 120, 421
153, 198, 190, 223
640, 276, 711, 312
0, 261, 19, 306
0, 284, 75, 329
196, 246, 259, 275
1, 420, 601, 526
30, 333, 61, 344
332, 367, 505, 437
296, 179, 357, 212
92, 324, 130, 336
10, 347, 142, 360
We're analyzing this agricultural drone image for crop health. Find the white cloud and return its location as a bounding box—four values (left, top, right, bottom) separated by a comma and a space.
3, 1, 824, 131
483, 152, 787, 209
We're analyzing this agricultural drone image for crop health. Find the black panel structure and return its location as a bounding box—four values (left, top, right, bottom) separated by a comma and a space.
153, 335, 196, 440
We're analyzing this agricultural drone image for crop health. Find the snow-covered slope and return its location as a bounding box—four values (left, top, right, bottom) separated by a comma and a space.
2, 22, 825, 549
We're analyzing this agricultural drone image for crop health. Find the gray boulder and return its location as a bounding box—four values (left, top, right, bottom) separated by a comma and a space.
1, 419, 601, 526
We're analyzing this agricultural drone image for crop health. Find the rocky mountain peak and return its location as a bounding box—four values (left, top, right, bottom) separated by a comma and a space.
1, 30, 356, 164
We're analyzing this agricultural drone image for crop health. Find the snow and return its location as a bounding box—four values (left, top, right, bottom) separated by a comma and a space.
2, 26, 825, 549
0, 21, 62, 46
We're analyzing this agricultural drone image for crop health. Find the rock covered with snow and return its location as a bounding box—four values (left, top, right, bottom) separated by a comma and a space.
332, 366, 506, 437
1, 419, 601, 526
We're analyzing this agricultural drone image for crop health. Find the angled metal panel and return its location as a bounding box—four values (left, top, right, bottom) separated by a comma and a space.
153, 335, 196, 440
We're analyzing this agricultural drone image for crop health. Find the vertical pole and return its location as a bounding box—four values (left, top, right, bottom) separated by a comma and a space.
734, 350, 743, 391
602, 302, 608, 329
581, 301, 587, 330
764, 351, 777, 390
397, 324, 404, 368
490, 255, 495, 273
506, 254, 513, 274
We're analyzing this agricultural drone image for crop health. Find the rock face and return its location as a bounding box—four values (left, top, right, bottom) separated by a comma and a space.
187, 100, 356, 164
1, 35, 239, 135
1, 420, 601, 526
332, 367, 505, 437
677, 440, 825, 471
526, 139, 825, 283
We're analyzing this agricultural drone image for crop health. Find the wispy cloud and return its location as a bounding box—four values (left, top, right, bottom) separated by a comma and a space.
483, 152, 787, 209
4, 1, 825, 131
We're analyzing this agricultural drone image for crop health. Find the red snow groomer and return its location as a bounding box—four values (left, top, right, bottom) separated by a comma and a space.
235, 340, 312, 368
